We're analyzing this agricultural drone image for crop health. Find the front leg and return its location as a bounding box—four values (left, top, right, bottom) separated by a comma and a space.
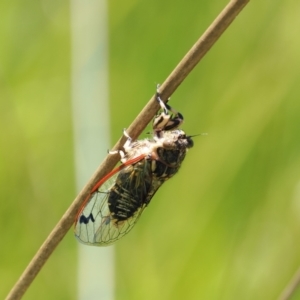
109, 129, 133, 162
153, 86, 184, 132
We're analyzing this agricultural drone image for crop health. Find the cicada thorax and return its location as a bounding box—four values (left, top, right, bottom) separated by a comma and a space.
107, 159, 154, 223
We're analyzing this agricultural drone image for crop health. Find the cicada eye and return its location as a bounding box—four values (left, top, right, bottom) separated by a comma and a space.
178, 132, 194, 148
186, 137, 194, 148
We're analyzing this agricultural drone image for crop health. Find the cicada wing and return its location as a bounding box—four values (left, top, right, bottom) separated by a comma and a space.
94, 202, 147, 246
74, 172, 116, 246
74, 156, 153, 246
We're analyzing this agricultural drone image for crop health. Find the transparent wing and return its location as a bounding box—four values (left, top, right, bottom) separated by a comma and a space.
74, 156, 154, 246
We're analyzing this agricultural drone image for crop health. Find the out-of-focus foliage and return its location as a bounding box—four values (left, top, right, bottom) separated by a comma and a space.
0, 0, 75, 299
1, 0, 300, 299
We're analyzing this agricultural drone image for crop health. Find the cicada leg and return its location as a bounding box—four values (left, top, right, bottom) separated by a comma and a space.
153, 85, 184, 133
109, 129, 133, 162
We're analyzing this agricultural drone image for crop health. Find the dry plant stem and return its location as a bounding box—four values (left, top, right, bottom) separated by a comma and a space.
278, 267, 300, 300
159, 0, 250, 99
5, 0, 249, 299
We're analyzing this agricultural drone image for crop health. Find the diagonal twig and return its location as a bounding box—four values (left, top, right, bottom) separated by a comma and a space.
278, 266, 300, 300
5, 1, 250, 299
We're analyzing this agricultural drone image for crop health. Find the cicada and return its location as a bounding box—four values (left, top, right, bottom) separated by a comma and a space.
74, 88, 194, 246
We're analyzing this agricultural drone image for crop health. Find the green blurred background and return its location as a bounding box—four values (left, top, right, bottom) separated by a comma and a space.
1, 0, 300, 299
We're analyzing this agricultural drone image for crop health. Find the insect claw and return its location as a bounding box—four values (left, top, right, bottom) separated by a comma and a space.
156, 83, 161, 93
119, 150, 126, 159
122, 128, 131, 139
108, 148, 125, 160
122, 129, 133, 150
156, 93, 169, 115
156, 84, 170, 102
108, 149, 118, 155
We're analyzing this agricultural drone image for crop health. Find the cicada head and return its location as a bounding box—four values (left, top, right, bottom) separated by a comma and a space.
151, 129, 193, 180
161, 130, 194, 150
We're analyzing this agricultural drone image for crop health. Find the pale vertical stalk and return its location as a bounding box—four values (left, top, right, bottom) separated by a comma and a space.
70, 0, 114, 299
